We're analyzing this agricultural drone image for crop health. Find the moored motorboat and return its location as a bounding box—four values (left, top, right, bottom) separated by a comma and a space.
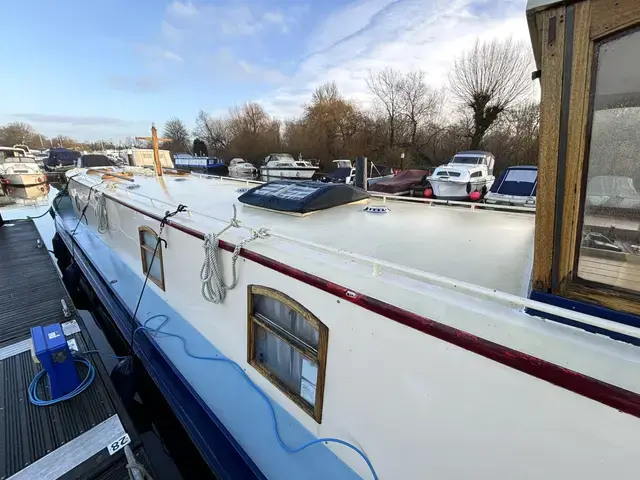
229, 158, 257, 177
426, 150, 495, 200
368, 169, 428, 195
0, 147, 46, 187
260, 153, 318, 179
484, 165, 537, 208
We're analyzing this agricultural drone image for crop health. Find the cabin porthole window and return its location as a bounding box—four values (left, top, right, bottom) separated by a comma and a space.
247, 285, 328, 423
138, 226, 165, 290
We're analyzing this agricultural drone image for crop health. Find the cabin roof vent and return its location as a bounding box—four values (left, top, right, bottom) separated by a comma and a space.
363, 204, 390, 214
235, 187, 251, 194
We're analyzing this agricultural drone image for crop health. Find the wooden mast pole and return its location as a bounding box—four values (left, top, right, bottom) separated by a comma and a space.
135, 123, 172, 177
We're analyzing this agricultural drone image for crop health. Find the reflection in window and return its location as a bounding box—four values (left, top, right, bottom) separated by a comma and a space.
138, 226, 165, 290
247, 285, 328, 423
577, 28, 640, 293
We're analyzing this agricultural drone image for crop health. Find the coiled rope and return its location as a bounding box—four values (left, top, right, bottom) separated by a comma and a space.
96, 192, 109, 234
200, 204, 270, 304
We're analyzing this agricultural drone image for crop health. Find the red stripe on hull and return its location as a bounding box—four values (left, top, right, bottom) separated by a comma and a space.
95, 190, 640, 418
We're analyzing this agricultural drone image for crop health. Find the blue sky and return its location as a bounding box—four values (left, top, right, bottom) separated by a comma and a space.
0, 0, 529, 141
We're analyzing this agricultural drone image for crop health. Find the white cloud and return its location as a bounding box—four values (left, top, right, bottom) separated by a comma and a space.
135, 44, 183, 63
164, 51, 183, 62
238, 60, 286, 83
161, 20, 182, 43
167, 0, 198, 18
165, 1, 299, 37
258, 0, 534, 118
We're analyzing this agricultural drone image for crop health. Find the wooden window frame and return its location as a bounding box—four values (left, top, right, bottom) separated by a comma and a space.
247, 285, 328, 423
138, 226, 165, 291
533, 0, 640, 315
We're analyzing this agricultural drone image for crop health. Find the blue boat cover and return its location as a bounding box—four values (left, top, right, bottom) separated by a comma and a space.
238, 180, 369, 213
491, 166, 537, 196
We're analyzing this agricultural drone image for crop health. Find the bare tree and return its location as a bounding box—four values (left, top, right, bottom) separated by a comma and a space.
163, 117, 191, 153
367, 68, 404, 148
449, 37, 533, 149
400, 71, 444, 163
0, 122, 39, 147
194, 110, 229, 152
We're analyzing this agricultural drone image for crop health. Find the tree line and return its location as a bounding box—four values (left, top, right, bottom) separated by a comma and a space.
1, 37, 538, 174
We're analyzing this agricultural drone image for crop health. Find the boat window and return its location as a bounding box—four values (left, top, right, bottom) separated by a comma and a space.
470, 171, 482, 178
451, 156, 482, 165
138, 226, 165, 290
504, 169, 537, 183
436, 170, 461, 177
576, 27, 640, 294
247, 285, 328, 423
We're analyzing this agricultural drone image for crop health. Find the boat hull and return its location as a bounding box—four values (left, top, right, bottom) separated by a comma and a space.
58, 172, 640, 480
259, 167, 316, 179
229, 166, 257, 176
428, 178, 494, 200
2, 173, 46, 187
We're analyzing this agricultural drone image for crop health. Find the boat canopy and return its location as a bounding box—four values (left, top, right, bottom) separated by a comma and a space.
369, 169, 428, 194
238, 180, 369, 214
490, 166, 537, 196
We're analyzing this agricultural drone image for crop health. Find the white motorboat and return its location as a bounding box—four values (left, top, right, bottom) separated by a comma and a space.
260, 153, 318, 179
427, 150, 495, 200
229, 158, 257, 176
485, 165, 537, 208
0, 147, 46, 187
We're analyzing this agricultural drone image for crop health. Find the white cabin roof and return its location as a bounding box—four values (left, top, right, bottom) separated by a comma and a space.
69, 170, 536, 296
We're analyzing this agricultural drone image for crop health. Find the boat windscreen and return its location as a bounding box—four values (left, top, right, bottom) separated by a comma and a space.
81, 154, 116, 168
451, 156, 483, 165
491, 167, 538, 196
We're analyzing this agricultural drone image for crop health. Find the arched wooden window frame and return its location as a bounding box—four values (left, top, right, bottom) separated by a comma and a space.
138, 226, 165, 291
247, 285, 329, 423
532, 0, 640, 315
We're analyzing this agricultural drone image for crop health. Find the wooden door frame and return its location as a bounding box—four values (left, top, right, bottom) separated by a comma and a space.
532, 0, 640, 315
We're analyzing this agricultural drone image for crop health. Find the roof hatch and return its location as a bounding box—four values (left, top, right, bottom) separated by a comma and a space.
238, 180, 370, 215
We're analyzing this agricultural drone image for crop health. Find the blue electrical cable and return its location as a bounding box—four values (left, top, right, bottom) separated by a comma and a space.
27, 313, 380, 478
28, 357, 96, 407
135, 315, 379, 480
28, 349, 128, 406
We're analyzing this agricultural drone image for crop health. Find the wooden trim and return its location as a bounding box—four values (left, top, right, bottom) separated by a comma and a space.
590, 0, 640, 40
247, 285, 328, 423
565, 282, 640, 316
557, 1, 593, 289
94, 190, 640, 419
533, 6, 567, 292
138, 226, 165, 291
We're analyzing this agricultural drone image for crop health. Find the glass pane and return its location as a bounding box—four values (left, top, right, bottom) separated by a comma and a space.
253, 294, 319, 348
140, 230, 156, 247
577, 28, 640, 293
143, 249, 163, 282
253, 324, 318, 406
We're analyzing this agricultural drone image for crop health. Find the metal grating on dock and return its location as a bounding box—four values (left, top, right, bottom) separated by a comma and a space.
0, 221, 73, 347
0, 220, 151, 480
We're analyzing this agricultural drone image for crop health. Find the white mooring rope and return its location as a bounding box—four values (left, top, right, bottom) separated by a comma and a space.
200, 205, 270, 304
96, 192, 109, 234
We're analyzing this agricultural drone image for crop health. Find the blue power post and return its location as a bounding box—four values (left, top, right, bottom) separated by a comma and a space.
31, 324, 80, 399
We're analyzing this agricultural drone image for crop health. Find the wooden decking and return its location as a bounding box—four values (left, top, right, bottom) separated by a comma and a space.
0, 220, 151, 480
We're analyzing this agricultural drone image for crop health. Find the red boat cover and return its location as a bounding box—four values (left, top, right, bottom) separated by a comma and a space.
369, 169, 429, 194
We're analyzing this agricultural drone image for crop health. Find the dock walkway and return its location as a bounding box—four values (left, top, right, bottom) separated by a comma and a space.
0, 220, 151, 480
